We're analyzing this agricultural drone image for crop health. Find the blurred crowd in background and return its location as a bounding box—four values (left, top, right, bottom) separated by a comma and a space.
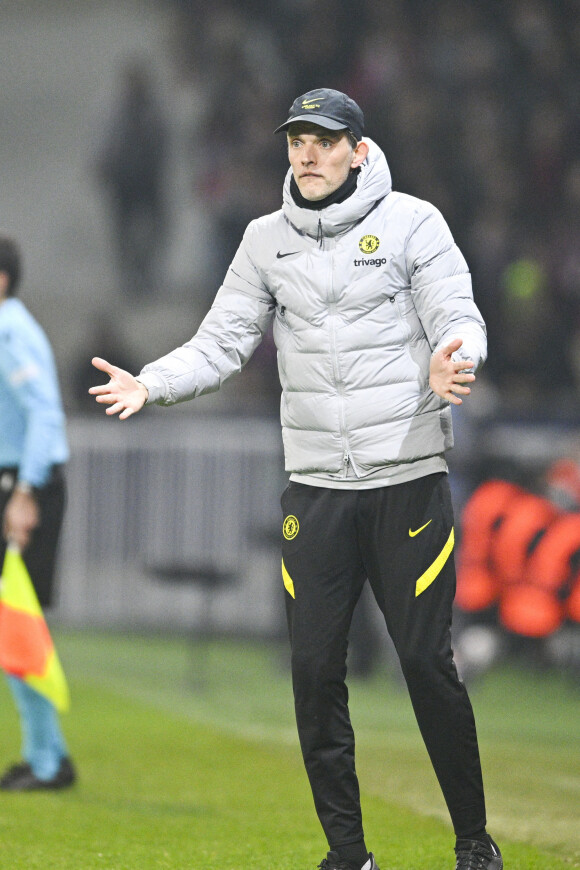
85, 0, 580, 674
89, 0, 580, 421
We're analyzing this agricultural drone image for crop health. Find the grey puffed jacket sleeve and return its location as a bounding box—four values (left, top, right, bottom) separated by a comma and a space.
138, 256, 275, 406
404, 202, 487, 368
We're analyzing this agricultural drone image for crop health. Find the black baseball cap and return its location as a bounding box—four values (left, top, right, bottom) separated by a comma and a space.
274, 88, 364, 140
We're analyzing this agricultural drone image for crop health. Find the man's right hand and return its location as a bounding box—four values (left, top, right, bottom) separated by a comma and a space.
89, 357, 149, 420
3, 488, 39, 551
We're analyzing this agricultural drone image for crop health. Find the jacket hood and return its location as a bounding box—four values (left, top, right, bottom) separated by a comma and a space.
282, 138, 392, 239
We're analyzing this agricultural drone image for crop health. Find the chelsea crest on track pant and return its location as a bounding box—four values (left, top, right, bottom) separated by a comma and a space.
280, 472, 486, 850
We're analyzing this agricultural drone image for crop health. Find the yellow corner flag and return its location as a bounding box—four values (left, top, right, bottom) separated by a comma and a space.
0, 545, 70, 712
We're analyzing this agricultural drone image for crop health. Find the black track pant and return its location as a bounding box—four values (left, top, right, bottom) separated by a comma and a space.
281, 473, 486, 848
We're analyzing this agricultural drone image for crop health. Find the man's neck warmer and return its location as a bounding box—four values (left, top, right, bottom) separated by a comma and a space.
290, 168, 361, 211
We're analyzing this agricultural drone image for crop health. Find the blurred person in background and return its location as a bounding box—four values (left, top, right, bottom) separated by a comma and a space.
89, 87, 501, 870
92, 57, 170, 299
0, 236, 76, 790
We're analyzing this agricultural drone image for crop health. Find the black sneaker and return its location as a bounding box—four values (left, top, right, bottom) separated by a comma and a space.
0, 762, 33, 788
318, 852, 380, 870
0, 757, 76, 791
455, 835, 503, 870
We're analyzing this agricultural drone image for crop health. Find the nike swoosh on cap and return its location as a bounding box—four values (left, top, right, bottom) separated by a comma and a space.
276, 251, 300, 258
409, 519, 432, 537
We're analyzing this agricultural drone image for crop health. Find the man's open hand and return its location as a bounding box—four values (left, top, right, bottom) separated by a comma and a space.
89, 357, 148, 420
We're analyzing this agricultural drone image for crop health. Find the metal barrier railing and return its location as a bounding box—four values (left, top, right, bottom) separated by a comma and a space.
55, 415, 285, 634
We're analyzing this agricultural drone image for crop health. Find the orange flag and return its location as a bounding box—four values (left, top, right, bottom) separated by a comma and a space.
0, 544, 70, 712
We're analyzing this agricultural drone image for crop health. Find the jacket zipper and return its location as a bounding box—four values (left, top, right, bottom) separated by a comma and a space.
325, 243, 353, 478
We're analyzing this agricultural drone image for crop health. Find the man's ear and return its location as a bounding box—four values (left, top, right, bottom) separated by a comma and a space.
0, 271, 9, 300
351, 140, 369, 169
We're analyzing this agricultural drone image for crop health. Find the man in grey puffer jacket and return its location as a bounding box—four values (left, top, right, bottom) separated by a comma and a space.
90, 89, 502, 870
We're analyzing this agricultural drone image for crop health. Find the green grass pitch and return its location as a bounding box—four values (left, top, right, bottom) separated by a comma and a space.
0, 630, 578, 869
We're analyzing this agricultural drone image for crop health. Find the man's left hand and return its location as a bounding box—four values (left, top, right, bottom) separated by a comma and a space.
429, 338, 475, 406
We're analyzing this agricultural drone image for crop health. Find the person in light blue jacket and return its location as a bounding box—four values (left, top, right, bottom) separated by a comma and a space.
90, 90, 502, 870
0, 235, 76, 791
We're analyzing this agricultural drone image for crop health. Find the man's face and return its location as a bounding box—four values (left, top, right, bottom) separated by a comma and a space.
287, 123, 359, 201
